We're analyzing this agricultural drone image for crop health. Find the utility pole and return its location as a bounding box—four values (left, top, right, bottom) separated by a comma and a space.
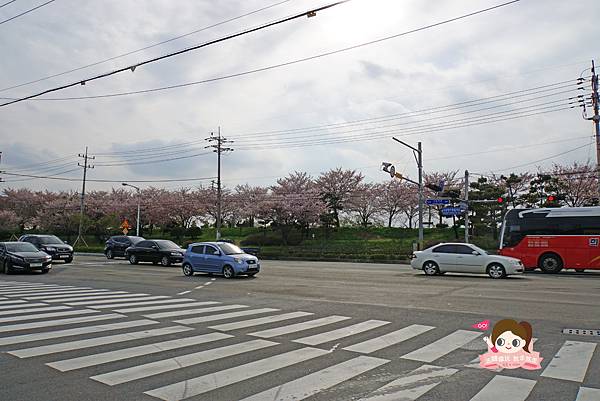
392, 137, 424, 249
205, 127, 233, 241
464, 170, 469, 243
74, 147, 94, 247
0, 151, 3, 183
583, 60, 600, 194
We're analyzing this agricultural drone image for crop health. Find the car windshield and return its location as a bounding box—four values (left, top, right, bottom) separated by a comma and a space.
155, 240, 180, 250
129, 236, 144, 244
6, 242, 39, 252
38, 235, 64, 245
218, 243, 244, 255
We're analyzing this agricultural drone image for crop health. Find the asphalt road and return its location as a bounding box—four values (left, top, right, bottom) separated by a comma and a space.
0, 255, 599, 401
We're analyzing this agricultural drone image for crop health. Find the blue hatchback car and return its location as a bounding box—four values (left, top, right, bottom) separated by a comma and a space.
182, 241, 260, 278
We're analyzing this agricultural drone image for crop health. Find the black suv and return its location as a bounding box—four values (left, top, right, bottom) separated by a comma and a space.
104, 235, 145, 259
19, 234, 74, 263
125, 239, 184, 266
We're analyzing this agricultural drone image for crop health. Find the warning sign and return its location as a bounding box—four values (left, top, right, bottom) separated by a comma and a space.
120, 219, 132, 235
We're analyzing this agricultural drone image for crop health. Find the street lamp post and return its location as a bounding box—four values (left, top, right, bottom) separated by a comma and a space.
122, 183, 141, 236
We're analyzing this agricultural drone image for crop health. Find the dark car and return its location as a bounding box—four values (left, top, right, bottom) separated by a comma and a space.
19, 234, 74, 263
104, 235, 145, 259
0, 241, 53, 274
125, 239, 184, 266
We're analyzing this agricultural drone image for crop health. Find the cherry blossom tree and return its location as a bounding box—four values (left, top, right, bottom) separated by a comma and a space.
316, 168, 364, 227
347, 183, 383, 227
552, 162, 599, 207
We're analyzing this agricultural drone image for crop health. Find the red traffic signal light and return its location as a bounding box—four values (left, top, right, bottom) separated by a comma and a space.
497, 197, 504, 203
547, 195, 555, 202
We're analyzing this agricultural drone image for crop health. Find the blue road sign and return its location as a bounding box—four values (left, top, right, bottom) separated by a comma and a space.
441, 207, 464, 216
426, 199, 450, 205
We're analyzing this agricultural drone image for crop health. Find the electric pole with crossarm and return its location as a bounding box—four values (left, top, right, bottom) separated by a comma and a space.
205, 127, 233, 241
74, 146, 94, 247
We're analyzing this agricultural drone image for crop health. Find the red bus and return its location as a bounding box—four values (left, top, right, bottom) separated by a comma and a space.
498, 207, 600, 273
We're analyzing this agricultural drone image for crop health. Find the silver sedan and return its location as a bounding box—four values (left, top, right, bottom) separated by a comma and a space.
410, 242, 524, 279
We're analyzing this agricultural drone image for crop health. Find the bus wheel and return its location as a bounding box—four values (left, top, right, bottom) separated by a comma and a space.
539, 253, 563, 274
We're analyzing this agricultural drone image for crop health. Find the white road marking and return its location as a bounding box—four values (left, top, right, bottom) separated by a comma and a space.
144, 304, 248, 319
47, 332, 232, 371
176, 290, 191, 295
344, 324, 435, 354
113, 301, 219, 313
402, 330, 482, 362
144, 347, 330, 401
1, 287, 84, 295
0, 313, 124, 333
470, 375, 536, 401
241, 356, 389, 401
294, 320, 390, 346
541, 341, 597, 382
0, 300, 30, 307
205, 282, 212, 286
174, 308, 279, 325
0, 319, 157, 346
4, 306, 75, 316
66, 295, 170, 305
208, 311, 314, 331
91, 339, 278, 385
0, 309, 97, 323
48, 293, 150, 303
250, 315, 352, 338
576, 387, 600, 401
23, 290, 118, 299
89, 298, 194, 309
360, 364, 458, 401
9, 325, 193, 358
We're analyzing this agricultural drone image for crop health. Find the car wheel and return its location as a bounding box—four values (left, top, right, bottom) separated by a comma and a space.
129, 254, 138, 265
182, 263, 194, 277
487, 263, 506, 279
106, 250, 114, 259
41, 268, 50, 274
539, 253, 563, 274
161, 256, 171, 267
422, 261, 440, 276
223, 265, 235, 279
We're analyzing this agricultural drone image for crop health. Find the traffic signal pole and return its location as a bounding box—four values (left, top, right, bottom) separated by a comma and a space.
464, 170, 469, 243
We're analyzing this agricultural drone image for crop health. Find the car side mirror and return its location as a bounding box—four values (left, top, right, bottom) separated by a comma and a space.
214, 250, 220, 256
151, 245, 158, 250
472, 251, 480, 255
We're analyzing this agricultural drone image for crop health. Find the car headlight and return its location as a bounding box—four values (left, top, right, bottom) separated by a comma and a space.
170, 252, 181, 256
44, 247, 57, 252
234, 258, 243, 264
45, 255, 52, 261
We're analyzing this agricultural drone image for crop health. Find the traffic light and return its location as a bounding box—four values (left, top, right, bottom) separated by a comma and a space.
497, 197, 504, 203
547, 195, 555, 202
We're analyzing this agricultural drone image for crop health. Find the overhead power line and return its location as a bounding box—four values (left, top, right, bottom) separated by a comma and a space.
0, 0, 520, 104
0, 0, 350, 107
0, 172, 217, 183
492, 142, 595, 173
0, 0, 292, 93
0, 0, 18, 9
0, 0, 55, 25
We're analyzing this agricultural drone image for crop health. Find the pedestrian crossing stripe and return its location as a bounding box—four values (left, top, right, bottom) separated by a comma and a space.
23, 290, 122, 299
470, 375, 536, 401
541, 341, 597, 382
144, 304, 248, 319
0, 308, 97, 323
401, 329, 482, 362
576, 387, 600, 401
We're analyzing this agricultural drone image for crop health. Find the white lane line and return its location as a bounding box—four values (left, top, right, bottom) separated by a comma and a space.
0, 297, 6, 300
144, 347, 330, 401
144, 304, 248, 319
9, 326, 193, 358
0, 313, 125, 333
91, 298, 195, 309
205, 282, 212, 286
176, 290, 191, 295
250, 315, 352, 338
241, 355, 389, 401
47, 332, 232, 372
0, 309, 97, 323
344, 324, 436, 354
294, 320, 391, 346
91, 339, 278, 386
0, 300, 29, 306
360, 364, 458, 401
113, 301, 219, 314
48, 293, 149, 303
66, 295, 170, 306
402, 330, 482, 362
174, 308, 279, 325
470, 375, 536, 401
209, 312, 314, 332
1, 288, 82, 296
541, 341, 597, 382
0, 319, 157, 346
576, 387, 600, 401
24, 290, 117, 299
0, 302, 53, 310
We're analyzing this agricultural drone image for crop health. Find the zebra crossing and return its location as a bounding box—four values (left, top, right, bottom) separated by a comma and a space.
0, 279, 599, 401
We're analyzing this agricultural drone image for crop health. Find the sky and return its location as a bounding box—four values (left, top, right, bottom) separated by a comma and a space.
0, 0, 599, 194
